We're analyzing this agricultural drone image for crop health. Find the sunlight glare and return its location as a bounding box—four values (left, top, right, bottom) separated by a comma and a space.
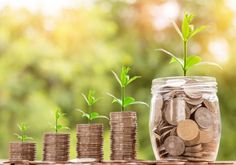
150, 1, 180, 30
208, 39, 229, 63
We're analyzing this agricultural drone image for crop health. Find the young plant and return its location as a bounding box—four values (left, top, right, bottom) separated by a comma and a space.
157, 12, 222, 76
52, 108, 69, 133
108, 66, 149, 112
15, 123, 33, 142
77, 90, 109, 123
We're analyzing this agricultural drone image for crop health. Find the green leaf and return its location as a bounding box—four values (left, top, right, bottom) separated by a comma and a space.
127, 76, 141, 85
112, 70, 122, 87
95, 115, 109, 120
129, 101, 149, 107
185, 55, 202, 70
24, 136, 33, 141
120, 66, 130, 87
156, 48, 184, 68
189, 25, 206, 39
17, 123, 28, 132
181, 12, 194, 41
107, 93, 122, 106
195, 61, 223, 70
15, 133, 22, 140
89, 112, 99, 120
76, 109, 90, 119
82, 93, 89, 105
76, 109, 86, 115
169, 57, 184, 65
123, 97, 135, 107
171, 20, 183, 40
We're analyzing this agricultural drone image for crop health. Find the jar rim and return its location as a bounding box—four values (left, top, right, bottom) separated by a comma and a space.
152, 76, 216, 84
151, 76, 217, 94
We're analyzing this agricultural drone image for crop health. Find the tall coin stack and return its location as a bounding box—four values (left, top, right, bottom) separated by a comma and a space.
76, 124, 104, 161
9, 142, 36, 161
110, 111, 137, 160
43, 133, 70, 162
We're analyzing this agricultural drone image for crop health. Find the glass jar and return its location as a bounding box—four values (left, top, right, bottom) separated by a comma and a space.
149, 76, 221, 161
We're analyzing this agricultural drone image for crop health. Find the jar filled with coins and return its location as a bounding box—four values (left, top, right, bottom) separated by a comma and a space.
150, 76, 221, 161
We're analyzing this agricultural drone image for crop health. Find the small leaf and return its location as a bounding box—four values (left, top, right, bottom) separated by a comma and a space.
123, 97, 135, 107
182, 12, 194, 41
95, 115, 109, 120
24, 136, 33, 141
171, 20, 183, 40
195, 61, 223, 70
129, 101, 149, 107
89, 112, 99, 120
189, 25, 206, 39
112, 70, 122, 87
82, 113, 90, 119
76, 109, 90, 119
169, 57, 184, 64
185, 55, 202, 70
82, 93, 89, 105
107, 93, 122, 106
15, 133, 22, 140
120, 66, 130, 87
127, 76, 141, 85
87, 90, 96, 106
156, 49, 184, 68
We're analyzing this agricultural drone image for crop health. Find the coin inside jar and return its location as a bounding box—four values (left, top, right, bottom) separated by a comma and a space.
164, 98, 186, 125
194, 107, 214, 129
164, 136, 185, 156
177, 119, 199, 142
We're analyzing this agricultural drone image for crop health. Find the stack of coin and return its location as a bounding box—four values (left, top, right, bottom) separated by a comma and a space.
43, 133, 70, 162
76, 124, 104, 161
9, 142, 36, 161
150, 77, 221, 161
110, 111, 137, 160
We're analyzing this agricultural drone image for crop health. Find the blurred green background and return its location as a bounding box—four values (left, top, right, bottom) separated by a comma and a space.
0, 0, 236, 160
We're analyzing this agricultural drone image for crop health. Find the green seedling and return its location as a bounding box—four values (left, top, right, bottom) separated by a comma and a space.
51, 108, 69, 133
108, 66, 149, 112
157, 12, 222, 76
77, 90, 109, 123
15, 123, 33, 142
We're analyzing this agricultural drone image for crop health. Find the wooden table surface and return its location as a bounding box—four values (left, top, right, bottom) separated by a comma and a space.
1, 160, 236, 165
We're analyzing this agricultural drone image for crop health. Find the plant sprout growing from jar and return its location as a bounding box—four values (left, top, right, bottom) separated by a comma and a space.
157, 12, 222, 76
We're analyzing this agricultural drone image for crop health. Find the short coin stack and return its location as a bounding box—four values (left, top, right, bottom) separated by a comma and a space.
43, 133, 70, 162
76, 124, 104, 161
9, 142, 36, 161
150, 77, 221, 161
110, 111, 137, 160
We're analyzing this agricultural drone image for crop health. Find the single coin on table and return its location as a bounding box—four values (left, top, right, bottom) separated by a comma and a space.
177, 119, 199, 142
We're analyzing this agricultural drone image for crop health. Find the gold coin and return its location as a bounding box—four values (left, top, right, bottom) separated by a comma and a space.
177, 119, 199, 141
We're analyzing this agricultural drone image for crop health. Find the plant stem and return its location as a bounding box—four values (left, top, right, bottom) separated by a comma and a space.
183, 40, 188, 76
55, 116, 58, 133
88, 105, 92, 124
121, 86, 125, 111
